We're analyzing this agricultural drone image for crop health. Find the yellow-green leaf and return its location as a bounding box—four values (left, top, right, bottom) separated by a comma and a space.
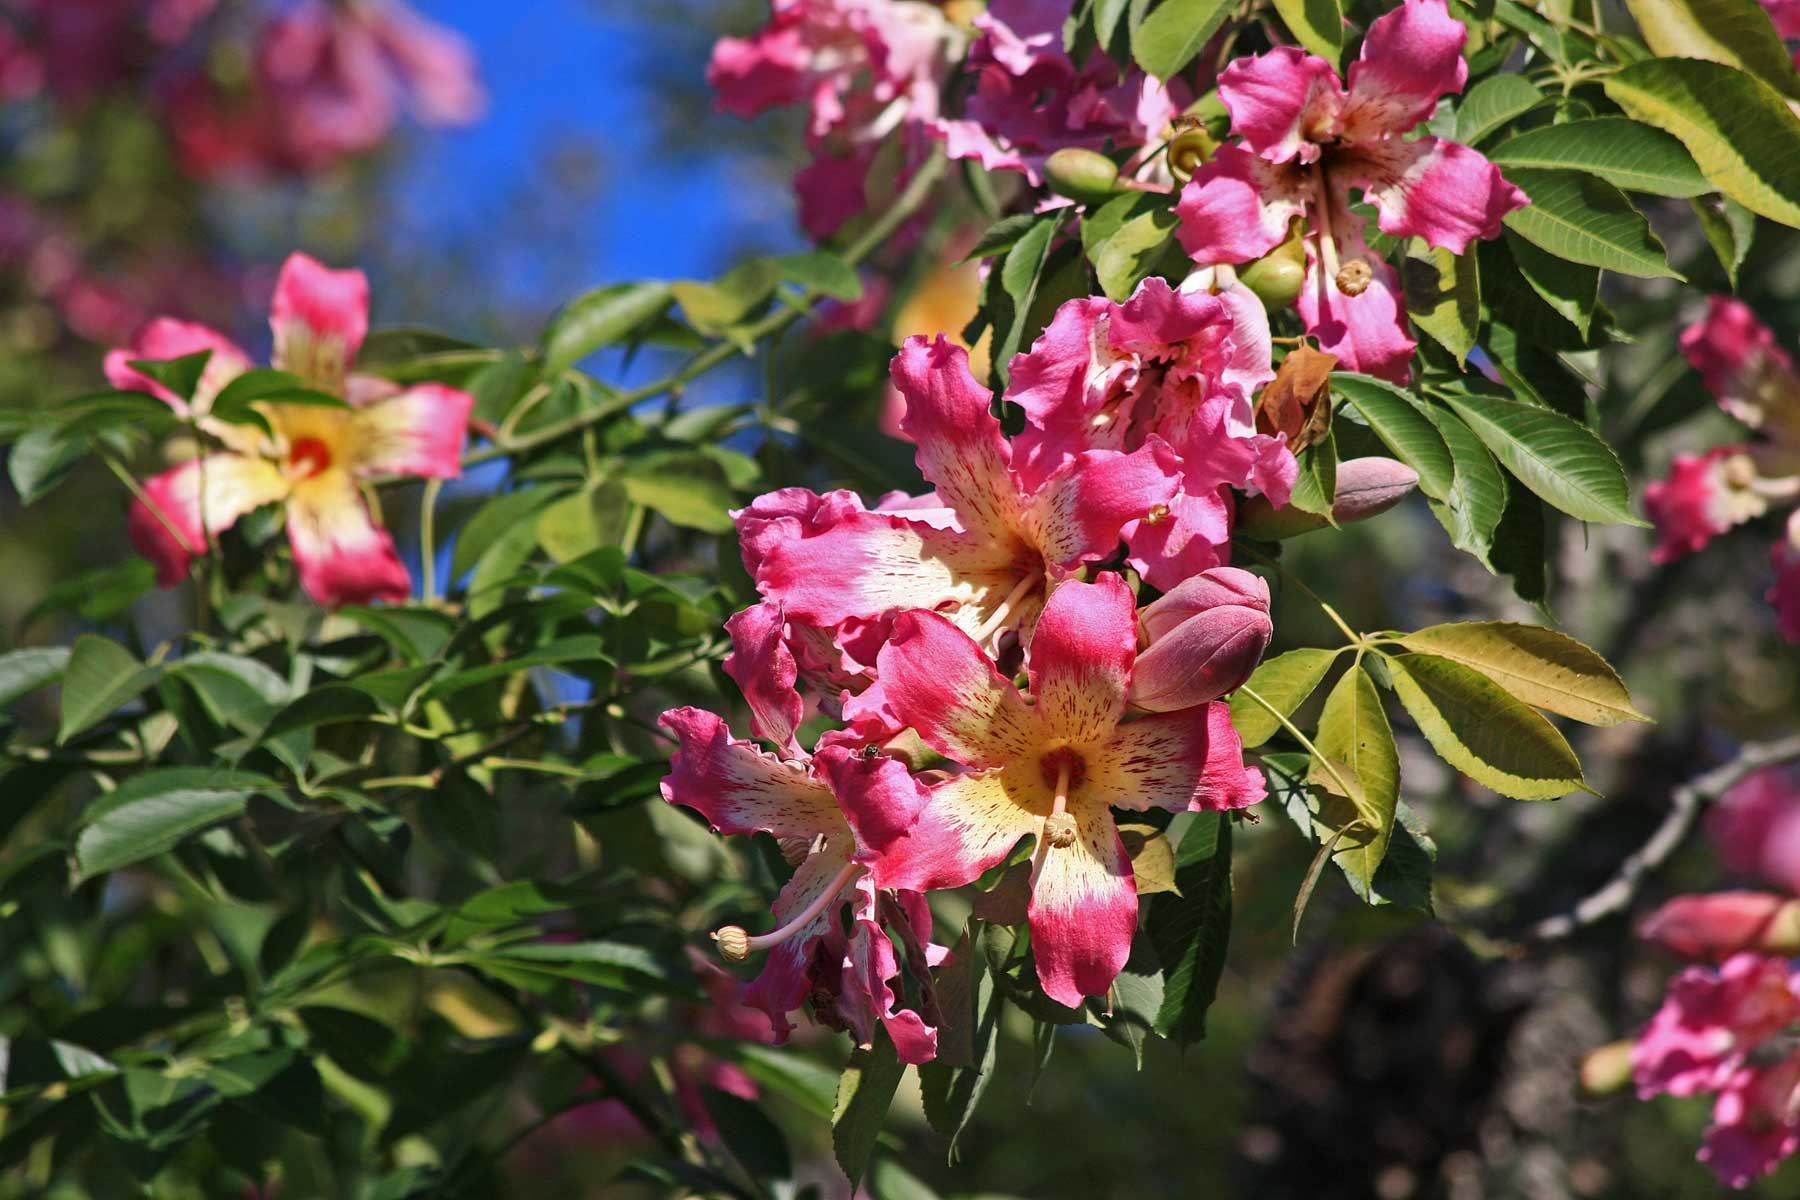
1624, 0, 1800, 101
1309, 666, 1400, 889
1386, 653, 1591, 800
1398, 621, 1650, 726
1271, 0, 1343, 61
1229, 648, 1342, 747
1120, 824, 1180, 896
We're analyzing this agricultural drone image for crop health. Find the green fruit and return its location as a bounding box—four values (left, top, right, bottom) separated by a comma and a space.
1238, 251, 1305, 311
1044, 148, 1121, 206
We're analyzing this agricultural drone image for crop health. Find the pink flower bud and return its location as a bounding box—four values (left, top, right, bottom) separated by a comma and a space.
1638, 891, 1800, 960
1129, 568, 1273, 712
1235, 456, 1420, 540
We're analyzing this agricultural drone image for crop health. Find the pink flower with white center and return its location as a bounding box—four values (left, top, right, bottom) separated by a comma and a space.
110, 252, 474, 608
842, 574, 1263, 1007
1700, 1058, 1800, 1189
751, 335, 1179, 652
933, 0, 1183, 187
1682, 296, 1800, 439
1643, 447, 1773, 564
1005, 275, 1292, 589
1175, 0, 1526, 382
709, 0, 963, 237
659, 604, 939, 1059
1633, 953, 1800, 1101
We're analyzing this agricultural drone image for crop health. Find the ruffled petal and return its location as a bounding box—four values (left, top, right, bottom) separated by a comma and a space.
1295, 199, 1416, 383
841, 609, 1039, 768
739, 839, 857, 1042
1124, 484, 1234, 593
283, 468, 411, 606
1176, 145, 1309, 266
345, 382, 473, 479
1088, 703, 1266, 813
270, 252, 369, 389
1341, 0, 1469, 139
813, 742, 931, 860
1005, 296, 1119, 488
129, 454, 290, 587
1218, 46, 1343, 164
1351, 135, 1527, 256
1026, 575, 1135, 748
1027, 795, 1136, 1008
723, 602, 806, 758
1028, 440, 1180, 572
658, 706, 846, 840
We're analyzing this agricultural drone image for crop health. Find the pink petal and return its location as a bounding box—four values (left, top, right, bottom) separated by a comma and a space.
740, 840, 858, 1042
270, 252, 370, 388
892, 335, 1027, 544
368, 0, 487, 126
836, 879, 938, 1064
104, 318, 253, 411
345, 382, 472, 479
1005, 295, 1119, 488
1027, 795, 1137, 1007
1699, 1059, 1800, 1188
1089, 703, 1265, 813
1644, 448, 1755, 564
1639, 892, 1797, 961
1218, 46, 1343, 164
732, 486, 869, 578
723, 602, 805, 758
1176, 145, 1309, 266
1342, 0, 1469, 139
1026, 575, 1135, 747
841, 608, 1038, 768
862, 768, 1040, 892
129, 455, 290, 587
1030, 441, 1180, 572
1352, 136, 1528, 256
813, 742, 931, 860
708, 25, 810, 117
1295, 222, 1416, 383
283, 468, 410, 606
658, 706, 846, 840
795, 148, 874, 240
1124, 485, 1234, 593
1771, 529, 1800, 643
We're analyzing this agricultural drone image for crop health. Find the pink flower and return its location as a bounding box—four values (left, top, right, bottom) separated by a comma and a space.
111, 252, 474, 608
1004, 275, 1291, 588
709, 0, 961, 237
933, 0, 1183, 186
659, 606, 939, 1060
1700, 1058, 1800, 1188
1710, 766, 1800, 894
1633, 953, 1800, 1100
1771, 521, 1800, 642
842, 574, 1263, 1007
1175, 0, 1526, 382
1681, 296, 1800, 436
1129, 567, 1273, 712
1639, 892, 1800, 960
748, 335, 1179, 652
1643, 447, 1768, 564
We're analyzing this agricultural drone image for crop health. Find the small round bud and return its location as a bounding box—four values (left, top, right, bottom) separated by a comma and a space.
1043, 812, 1078, 849
1044, 147, 1122, 206
712, 925, 751, 962
776, 835, 813, 865
1334, 259, 1373, 297
1167, 121, 1218, 181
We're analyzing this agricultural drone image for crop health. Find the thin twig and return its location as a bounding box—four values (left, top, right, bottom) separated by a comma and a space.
1526, 735, 1800, 941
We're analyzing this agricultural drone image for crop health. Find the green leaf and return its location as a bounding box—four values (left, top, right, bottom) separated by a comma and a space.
125, 350, 212, 405
1455, 74, 1545, 146
833, 1031, 907, 1187
540, 282, 673, 378
918, 933, 1000, 1153
1398, 621, 1649, 725
672, 260, 783, 336
730, 1044, 840, 1122
210, 370, 348, 432
961, 213, 1042, 263
777, 251, 862, 301
620, 452, 735, 533
1440, 391, 1645, 526
1501, 168, 1681, 278
1092, 206, 1179, 303
1229, 648, 1341, 747
702, 1087, 791, 1180
1402, 244, 1480, 364
1271, 0, 1342, 60
1310, 666, 1400, 890
260, 685, 380, 740
1502, 230, 1598, 340
72, 767, 278, 883
9, 427, 86, 505
1385, 653, 1590, 800
1604, 59, 1800, 230
58, 635, 161, 744
1489, 487, 1554, 613
1129, 0, 1233, 79
1331, 374, 1455, 502
1150, 812, 1232, 1046
535, 479, 631, 562
1692, 194, 1758, 285
478, 940, 679, 991
1624, 0, 1800, 101
452, 488, 560, 581
1420, 404, 1509, 565
1488, 118, 1709, 197
1286, 427, 1338, 517
0, 646, 70, 708
992, 216, 1058, 376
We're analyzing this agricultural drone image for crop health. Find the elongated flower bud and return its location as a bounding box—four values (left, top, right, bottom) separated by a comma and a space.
1044, 148, 1121, 206
1129, 568, 1272, 712
1236, 457, 1421, 540
1637, 891, 1800, 960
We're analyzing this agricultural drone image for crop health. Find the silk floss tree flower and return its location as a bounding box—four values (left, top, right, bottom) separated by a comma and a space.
660, 602, 944, 1060
109, 252, 474, 607
1174, 0, 1527, 382
842, 574, 1264, 1007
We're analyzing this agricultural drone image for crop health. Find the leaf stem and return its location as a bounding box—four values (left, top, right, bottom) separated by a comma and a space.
1237, 684, 1358, 802
1235, 543, 1364, 647
420, 478, 442, 604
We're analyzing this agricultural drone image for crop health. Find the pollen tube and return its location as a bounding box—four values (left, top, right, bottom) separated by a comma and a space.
711, 858, 863, 963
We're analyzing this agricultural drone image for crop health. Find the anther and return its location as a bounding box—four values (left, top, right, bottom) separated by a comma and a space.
1044, 811, 1078, 849
1143, 503, 1171, 526
1334, 259, 1372, 297
713, 925, 751, 962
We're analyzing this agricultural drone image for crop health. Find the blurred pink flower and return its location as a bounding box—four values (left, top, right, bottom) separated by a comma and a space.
1711, 765, 1800, 893
1644, 447, 1768, 564
1639, 891, 1800, 960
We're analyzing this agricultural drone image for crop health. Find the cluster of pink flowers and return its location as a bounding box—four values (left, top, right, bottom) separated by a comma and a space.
659, 270, 1294, 1055
708, 0, 1183, 237
0, 0, 217, 106
1645, 297, 1800, 639
1174, 0, 1526, 382
108, 252, 475, 607
1627, 767, 1800, 1187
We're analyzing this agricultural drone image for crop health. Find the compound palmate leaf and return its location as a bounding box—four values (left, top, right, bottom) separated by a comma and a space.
1398, 622, 1650, 726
